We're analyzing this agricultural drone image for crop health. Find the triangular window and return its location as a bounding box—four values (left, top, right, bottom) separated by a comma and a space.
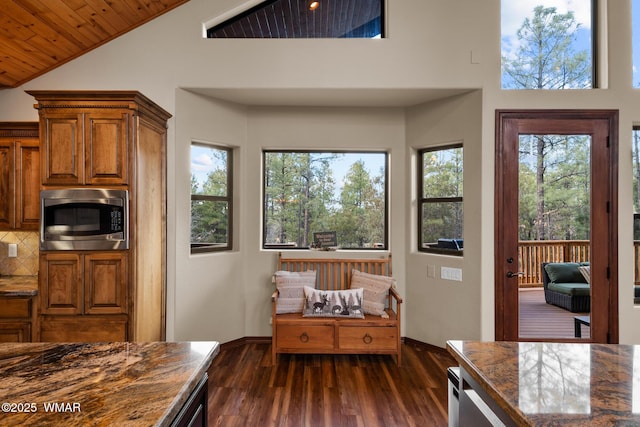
207, 0, 384, 38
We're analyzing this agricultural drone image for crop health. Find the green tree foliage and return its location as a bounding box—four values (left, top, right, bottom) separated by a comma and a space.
264, 153, 385, 248
502, 5, 591, 89
505, 5, 593, 242
518, 135, 590, 241
421, 147, 463, 245
191, 147, 230, 246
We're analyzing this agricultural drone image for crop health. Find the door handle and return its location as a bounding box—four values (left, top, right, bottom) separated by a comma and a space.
506, 271, 524, 278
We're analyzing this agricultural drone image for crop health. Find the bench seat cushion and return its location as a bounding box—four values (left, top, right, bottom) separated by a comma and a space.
547, 282, 591, 296
544, 262, 587, 284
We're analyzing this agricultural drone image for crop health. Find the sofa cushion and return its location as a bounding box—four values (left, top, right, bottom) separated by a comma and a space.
274, 270, 316, 314
544, 263, 587, 284
547, 282, 591, 296
351, 269, 396, 318
302, 286, 364, 318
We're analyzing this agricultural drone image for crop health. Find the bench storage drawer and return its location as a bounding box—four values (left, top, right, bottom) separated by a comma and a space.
276, 324, 334, 350
338, 325, 397, 351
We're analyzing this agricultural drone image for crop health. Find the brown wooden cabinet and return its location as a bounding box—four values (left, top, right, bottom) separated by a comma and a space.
0, 123, 40, 230
29, 91, 171, 343
0, 296, 36, 342
39, 251, 128, 342
40, 110, 128, 185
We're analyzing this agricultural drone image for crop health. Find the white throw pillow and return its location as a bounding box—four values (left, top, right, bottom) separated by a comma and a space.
350, 269, 396, 318
274, 270, 316, 314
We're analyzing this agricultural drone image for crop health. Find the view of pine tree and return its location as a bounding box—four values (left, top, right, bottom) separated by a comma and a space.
519, 135, 590, 240
504, 5, 592, 242
502, 6, 591, 89
264, 152, 386, 248
191, 145, 230, 246
420, 147, 463, 245
335, 161, 384, 247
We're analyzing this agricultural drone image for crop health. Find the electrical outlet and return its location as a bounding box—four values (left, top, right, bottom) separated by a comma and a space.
441, 267, 462, 282
8, 244, 17, 258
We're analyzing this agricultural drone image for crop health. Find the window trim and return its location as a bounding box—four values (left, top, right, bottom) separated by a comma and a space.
190, 142, 234, 253
417, 143, 464, 256
262, 149, 389, 250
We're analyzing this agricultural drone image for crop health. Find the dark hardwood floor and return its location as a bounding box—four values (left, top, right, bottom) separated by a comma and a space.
207, 340, 457, 426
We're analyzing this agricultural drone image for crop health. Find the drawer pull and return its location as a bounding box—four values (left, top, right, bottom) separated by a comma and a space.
299, 332, 309, 343
363, 333, 373, 344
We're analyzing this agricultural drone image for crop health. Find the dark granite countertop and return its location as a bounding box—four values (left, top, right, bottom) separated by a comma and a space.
0, 276, 38, 296
0, 341, 219, 426
447, 340, 640, 426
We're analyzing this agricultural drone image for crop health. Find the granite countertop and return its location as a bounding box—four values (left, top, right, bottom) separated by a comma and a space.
0, 276, 38, 297
0, 341, 219, 426
447, 340, 640, 426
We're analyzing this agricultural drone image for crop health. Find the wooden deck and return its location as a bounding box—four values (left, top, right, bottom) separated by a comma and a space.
519, 288, 590, 339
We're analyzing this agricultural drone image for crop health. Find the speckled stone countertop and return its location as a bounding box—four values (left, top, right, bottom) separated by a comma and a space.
0, 276, 38, 296
447, 340, 640, 426
0, 341, 219, 426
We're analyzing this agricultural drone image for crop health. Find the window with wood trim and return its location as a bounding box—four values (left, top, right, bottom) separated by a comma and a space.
190, 142, 233, 253
418, 144, 463, 255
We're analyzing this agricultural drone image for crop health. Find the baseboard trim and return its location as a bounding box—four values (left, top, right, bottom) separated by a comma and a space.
219, 336, 448, 354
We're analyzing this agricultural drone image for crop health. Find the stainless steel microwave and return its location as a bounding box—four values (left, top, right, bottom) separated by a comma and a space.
40, 188, 129, 251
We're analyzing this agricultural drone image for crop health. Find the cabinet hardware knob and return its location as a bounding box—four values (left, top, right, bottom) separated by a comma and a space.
299, 332, 309, 343
363, 333, 373, 344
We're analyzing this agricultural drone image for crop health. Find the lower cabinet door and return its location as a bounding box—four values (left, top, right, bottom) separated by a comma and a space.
277, 325, 334, 350
338, 326, 397, 351
40, 316, 127, 342
0, 322, 31, 342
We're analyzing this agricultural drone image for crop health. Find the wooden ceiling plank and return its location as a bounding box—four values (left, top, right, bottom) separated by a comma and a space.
0, 10, 37, 41
0, 36, 57, 69
83, 0, 135, 31
5, 0, 83, 54
73, 4, 119, 38
17, 0, 103, 47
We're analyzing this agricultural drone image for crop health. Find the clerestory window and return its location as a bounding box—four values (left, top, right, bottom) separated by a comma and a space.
501, 0, 595, 89
207, 0, 384, 38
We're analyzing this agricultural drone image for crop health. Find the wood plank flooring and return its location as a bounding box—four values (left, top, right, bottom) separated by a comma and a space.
519, 288, 590, 339
207, 340, 457, 426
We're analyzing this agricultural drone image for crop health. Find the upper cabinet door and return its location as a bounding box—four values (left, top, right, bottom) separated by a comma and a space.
15, 139, 40, 229
0, 141, 14, 228
42, 113, 83, 185
85, 111, 129, 185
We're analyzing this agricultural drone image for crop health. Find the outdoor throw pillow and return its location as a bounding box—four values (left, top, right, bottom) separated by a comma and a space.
274, 270, 316, 314
350, 269, 396, 318
302, 286, 364, 318
544, 263, 586, 284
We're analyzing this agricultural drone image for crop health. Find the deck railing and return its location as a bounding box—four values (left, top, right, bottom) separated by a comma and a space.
518, 240, 640, 287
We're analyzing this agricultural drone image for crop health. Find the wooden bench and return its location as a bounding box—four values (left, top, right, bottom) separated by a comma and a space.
271, 253, 402, 365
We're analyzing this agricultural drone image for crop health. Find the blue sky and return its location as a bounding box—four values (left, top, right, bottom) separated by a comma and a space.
503, 0, 640, 88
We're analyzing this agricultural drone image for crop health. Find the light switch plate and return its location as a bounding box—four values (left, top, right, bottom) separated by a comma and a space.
8, 243, 17, 258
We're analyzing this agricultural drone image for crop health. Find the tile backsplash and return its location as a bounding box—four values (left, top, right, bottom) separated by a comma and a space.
0, 231, 39, 276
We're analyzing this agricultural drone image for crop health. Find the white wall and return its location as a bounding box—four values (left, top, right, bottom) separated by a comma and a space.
0, 0, 638, 346
405, 91, 483, 346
